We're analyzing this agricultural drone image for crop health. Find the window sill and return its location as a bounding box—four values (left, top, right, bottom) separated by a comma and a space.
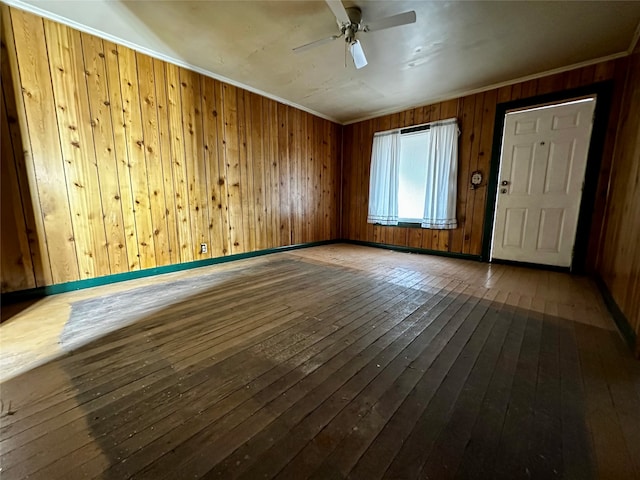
370, 222, 423, 229
398, 222, 422, 228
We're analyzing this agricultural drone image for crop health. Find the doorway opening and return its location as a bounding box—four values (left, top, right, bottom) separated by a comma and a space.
488, 95, 598, 270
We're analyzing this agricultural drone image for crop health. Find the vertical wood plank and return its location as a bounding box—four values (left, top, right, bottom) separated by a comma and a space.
201, 76, 226, 257
179, 67, 210, 259
341, 124, 352, 239
45, 22, 111, 278
0, 7, 50, 285
214, 79, 232, 255
469, 88, 498, 256
536, 73, 565, 96
329, 122, 340, 239
165, 63, 193, 262
0, 86, 36, 290
11, 10, 80, 284
153, 58, 179, 264
222, 84, 244, 253
322, 118, 330, 240
136, 53, 172, 266
81, 33, 130, 274
451, 94, 476, 253
103, 40, 140, 271
265, 98, 280, 249
306, 113, 316, 243
362, 120, 375, 242
462, 93, 484, 254
237, 89, 254, 252
288, 107, 301, 244
277, 102, 291, 245
116, 44, 156, 268
258, 96, 272, 249
249, 93, 266, 250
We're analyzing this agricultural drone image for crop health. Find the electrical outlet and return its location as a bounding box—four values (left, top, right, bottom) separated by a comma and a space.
200, 243, 208, 254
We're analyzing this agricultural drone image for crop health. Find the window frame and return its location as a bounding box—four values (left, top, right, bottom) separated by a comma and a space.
367, 118, 459, 230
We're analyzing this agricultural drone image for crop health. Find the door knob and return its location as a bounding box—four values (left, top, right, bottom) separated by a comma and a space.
500, 188, 507, 194
501, 180, 509, 186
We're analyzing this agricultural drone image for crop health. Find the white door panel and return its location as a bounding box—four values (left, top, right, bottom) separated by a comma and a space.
491, 99, 596, 267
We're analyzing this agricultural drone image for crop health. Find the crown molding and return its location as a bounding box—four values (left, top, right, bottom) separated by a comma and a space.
343, 51, 629, 125
3, 0, 637, 126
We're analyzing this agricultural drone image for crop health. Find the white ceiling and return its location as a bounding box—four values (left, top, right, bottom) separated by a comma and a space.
8, 0, 640, 123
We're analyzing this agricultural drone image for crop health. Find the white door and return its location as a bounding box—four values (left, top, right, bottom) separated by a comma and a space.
491, 98, 596, 267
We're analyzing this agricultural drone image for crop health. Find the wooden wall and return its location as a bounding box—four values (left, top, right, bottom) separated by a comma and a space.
341, 59, 628, 263
596, 46, 640, 350
0, 6, 341, 293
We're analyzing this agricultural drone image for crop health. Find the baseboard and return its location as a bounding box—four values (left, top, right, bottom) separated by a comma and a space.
0, 240, 339, 305
342, 239, 482, 261
595, 275, 639, 356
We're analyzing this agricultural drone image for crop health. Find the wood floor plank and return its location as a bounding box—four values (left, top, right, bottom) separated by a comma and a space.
0, 263, 327, 444
57, 269, 426, 478
3, 265, 417, 476
491, 297, 546, 479
342, 288, 504, 480
280, 288, 497, 480
74, 268, 436, 478
557, 304, 598, 480
414, 294, 530, 480
132, 279, 453, 480
228, 286, 487, 480
1, 244, 637, 480
451, 293, 530, 480
575, 322, 638, 479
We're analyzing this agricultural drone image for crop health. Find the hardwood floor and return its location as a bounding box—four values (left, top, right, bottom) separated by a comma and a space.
1, 244, 639, 479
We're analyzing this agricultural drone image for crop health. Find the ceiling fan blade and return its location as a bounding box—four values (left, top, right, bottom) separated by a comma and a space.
349, 40, 368, 69
293, 34, 341, 53
325, 0, 351, 25
364, 10, 417, 32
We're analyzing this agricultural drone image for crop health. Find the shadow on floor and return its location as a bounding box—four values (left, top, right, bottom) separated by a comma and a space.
1, 256, 639, 480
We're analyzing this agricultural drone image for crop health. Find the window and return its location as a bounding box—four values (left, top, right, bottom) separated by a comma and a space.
367, 119, 459, 229
398, 131, 430, 222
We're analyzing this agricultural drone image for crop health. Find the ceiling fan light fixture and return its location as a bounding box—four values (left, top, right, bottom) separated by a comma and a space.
293, 0, 416, 69
350, 40, 368, 69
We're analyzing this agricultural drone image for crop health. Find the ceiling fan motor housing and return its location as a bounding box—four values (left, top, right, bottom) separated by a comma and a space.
343, 6, 363, 43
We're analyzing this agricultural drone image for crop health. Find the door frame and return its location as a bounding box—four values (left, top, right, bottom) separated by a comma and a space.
481, 81, 614, 273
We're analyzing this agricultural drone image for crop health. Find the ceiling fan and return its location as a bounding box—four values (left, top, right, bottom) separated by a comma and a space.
293, 0, 417, 69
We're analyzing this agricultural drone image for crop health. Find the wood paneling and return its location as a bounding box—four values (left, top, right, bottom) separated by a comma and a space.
341, 59, 627, 261
0, 6, 341, 293
2, 8, 79, 285
596, 47, 640, 351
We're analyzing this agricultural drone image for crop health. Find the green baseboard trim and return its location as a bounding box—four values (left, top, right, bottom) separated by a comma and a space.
595, 275, 638, 354
342, 239, 482, 261
0, 240, 339, 305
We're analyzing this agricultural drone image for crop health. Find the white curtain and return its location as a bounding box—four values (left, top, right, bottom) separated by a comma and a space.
421, 122, 459, 229
367, 131, 401, 225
